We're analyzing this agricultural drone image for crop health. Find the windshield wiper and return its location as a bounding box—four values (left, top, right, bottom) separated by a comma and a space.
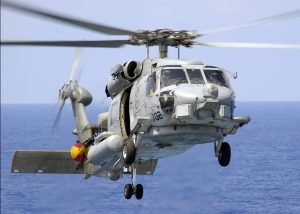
175, 78, 186, 86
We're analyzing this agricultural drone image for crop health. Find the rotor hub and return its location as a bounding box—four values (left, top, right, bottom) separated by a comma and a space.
130, 29, 200, 47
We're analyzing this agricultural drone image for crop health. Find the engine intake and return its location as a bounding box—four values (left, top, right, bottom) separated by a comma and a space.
123, 61, 142, 82
106, 61, 142, 98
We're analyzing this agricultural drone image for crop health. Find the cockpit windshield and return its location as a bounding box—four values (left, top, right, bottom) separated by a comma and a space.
204, 69, 229, 87
186, 69, 204, 84
160, 69, 188, 88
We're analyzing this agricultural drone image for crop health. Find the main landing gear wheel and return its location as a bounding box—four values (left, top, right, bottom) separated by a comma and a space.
123, 140, 136, 165
218, 142, 231, 167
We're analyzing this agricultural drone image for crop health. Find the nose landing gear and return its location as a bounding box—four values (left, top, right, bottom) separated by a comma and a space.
123, 165, 144, 200
215, 141, 231, 167
124, 183, 144, 200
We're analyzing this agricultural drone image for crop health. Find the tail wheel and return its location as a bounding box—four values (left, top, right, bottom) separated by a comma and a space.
218, 142, 231, 167
123, 140, 136, 164
135, 184, 143, 200
124, 183, 133, 199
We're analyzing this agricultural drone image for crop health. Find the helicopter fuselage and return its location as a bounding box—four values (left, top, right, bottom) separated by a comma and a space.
105, 58, 247, 161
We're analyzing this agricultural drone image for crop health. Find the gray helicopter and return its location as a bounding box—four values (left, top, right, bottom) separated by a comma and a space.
3, 1, 300, 200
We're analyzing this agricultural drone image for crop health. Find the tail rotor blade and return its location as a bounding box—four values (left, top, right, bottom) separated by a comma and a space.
76, 65, 84, 83
68, 48, 83, 81
49, 100, 65, 141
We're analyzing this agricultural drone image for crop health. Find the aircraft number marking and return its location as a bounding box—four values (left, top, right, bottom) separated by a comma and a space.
152, 111, 163, 121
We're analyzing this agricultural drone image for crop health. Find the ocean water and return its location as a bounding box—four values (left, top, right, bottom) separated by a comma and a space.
1, 102, 300, 214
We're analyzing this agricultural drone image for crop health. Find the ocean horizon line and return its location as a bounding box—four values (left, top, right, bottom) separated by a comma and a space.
1, 100, 300, 105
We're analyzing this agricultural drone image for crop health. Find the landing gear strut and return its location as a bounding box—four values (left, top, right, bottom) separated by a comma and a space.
124, 166, 143, 200
215, 141, 231, 167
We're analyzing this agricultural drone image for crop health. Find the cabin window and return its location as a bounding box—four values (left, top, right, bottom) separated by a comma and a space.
204, 69, 229, 87
160, 69, 188, 88
186, 69, 204, 84
146, 72, 156, 96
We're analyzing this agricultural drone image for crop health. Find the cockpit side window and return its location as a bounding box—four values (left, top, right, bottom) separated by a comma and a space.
186, 69, 204, 84
204, 69, 229, 87
146, 72, 156, 96
160, 69, 188, 88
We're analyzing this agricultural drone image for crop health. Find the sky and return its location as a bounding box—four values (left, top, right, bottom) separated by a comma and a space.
1, 0, 300, 104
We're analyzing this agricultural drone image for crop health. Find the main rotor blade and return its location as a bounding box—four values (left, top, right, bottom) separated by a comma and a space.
0, 40, 132, 47
194, 41, 300, 49
199, 9, 300, 35
2, 1, 136, 36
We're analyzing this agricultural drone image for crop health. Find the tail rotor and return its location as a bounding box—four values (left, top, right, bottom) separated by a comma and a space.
49, 48, 83, 140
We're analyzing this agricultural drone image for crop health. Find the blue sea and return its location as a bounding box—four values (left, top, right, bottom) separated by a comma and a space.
1, 102, 300, 214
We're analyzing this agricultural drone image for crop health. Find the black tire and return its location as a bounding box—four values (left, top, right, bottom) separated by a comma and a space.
218, 142, 231, 167
124, 183, 133, 199
135, 184, 143, 200
123, 140, 136, 165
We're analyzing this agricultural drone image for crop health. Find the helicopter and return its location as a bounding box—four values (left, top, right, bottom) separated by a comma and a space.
2, 1, 300, 200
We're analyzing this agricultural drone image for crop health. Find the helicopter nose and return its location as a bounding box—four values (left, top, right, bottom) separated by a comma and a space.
166, 85, 235, 119
159, 85, 206, 115
217, 86, 235, 106
172, 84, 234, 106
174, 85, 206, 104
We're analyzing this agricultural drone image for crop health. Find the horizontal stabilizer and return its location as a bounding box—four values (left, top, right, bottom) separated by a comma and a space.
11, 150, 84, 174
233, 116, 251, 127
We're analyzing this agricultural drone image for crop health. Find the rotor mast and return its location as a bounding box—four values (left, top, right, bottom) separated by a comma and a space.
159, 44, 168, 58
